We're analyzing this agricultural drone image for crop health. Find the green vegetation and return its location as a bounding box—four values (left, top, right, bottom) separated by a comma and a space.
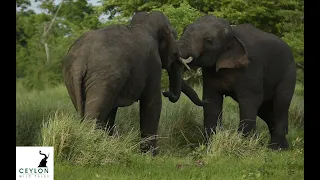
16, 0, 304, 90
16, 0, 304, 179
16, 81, 304, 179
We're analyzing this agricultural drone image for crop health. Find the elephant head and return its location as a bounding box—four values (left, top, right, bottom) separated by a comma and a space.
130, 11, 190, 102
178, 15, 250, 71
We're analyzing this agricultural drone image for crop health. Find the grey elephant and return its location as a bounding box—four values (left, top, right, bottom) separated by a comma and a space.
63, 11, 204, 155
130, 12, 207, 106
165, 15, 297, 150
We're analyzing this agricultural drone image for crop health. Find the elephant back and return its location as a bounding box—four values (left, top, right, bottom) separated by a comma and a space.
232, 24, 290, 62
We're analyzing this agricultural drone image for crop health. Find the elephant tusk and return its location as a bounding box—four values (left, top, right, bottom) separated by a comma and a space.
178, 57, 191, 71
179, 56, 194, 64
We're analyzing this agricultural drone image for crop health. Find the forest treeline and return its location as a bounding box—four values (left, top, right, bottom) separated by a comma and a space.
16, 0, 304, 90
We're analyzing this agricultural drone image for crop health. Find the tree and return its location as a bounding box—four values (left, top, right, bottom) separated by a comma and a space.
16, 0, 304, 90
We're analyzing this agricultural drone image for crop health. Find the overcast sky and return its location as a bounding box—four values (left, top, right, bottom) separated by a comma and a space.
29, 0, 101, 13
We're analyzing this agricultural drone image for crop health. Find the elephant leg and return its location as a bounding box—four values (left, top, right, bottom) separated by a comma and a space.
139, 81, 162, 156
267, 66, 295, 150
203, 80, 223, 142
84, 79, 125, 130
258, 100, 274, 130
257, 100, 275, 143
237, 93, 263, 136
258, 100, 289, 150
104, 107, 118, 136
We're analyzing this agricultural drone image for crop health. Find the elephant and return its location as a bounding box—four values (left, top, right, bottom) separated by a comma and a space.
63, 11, 204, 156
130, 12, 207, 106
165, 15, 297, 150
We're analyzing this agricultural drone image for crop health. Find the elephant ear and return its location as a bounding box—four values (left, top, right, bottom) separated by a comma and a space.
216, 36, 250, 72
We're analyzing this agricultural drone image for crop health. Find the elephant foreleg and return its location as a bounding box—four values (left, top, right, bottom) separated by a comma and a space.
203, 81, 224, 142
139, 77, 162, 156
237, 93, 263, 136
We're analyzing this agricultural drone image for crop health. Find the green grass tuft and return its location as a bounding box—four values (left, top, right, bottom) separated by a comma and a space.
205, 127, 267, 157
41, 111, 139, 166
16, 81, 304, 179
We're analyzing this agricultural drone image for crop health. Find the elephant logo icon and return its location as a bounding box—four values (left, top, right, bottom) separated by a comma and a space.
38, 150, 49, 167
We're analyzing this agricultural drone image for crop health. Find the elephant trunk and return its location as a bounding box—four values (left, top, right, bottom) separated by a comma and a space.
166, 62, 183, 102
164, 67, 208, 106
181, 80, 208, 106
178, 39, 191, 58
178, 39, 194, 64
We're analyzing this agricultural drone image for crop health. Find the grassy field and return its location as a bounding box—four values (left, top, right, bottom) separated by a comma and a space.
16, 82, 304, 180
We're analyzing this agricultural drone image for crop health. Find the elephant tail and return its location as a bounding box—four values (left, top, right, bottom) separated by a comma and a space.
63, 34, 90, 119
73, 72, 85, 118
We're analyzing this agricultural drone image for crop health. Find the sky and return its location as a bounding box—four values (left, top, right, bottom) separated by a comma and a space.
25, 0, 109, 22
29, 0, 102, 14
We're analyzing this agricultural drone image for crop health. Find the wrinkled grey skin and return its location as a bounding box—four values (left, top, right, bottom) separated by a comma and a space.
166, 15, 297, 150
63, 11, 203, 156
130, 12, 207, 106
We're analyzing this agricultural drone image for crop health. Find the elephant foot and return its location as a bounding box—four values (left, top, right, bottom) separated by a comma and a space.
204, 129, 216, 147
95, 122, 106, 131
106, 128, 114, 136
140, 141, 158, 156
268, 137, 289, 150
240, 130, 255, 138
95, 123, 115, 136
238, 122, 256, 138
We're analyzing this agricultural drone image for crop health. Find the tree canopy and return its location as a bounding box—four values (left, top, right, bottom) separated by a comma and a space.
16, 0, 304, 90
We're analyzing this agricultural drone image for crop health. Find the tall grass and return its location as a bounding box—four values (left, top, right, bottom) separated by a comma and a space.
16, 83, 74, 145
41, 112, 139, 166
16, 81, 304, 165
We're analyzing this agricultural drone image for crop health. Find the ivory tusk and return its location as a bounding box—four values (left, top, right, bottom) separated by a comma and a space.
178, 57, 191, 71
179, 56, 194, 64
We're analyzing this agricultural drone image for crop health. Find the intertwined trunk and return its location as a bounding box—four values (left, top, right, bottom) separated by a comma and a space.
167, 62, 183, 102
178, 39, 193, 59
